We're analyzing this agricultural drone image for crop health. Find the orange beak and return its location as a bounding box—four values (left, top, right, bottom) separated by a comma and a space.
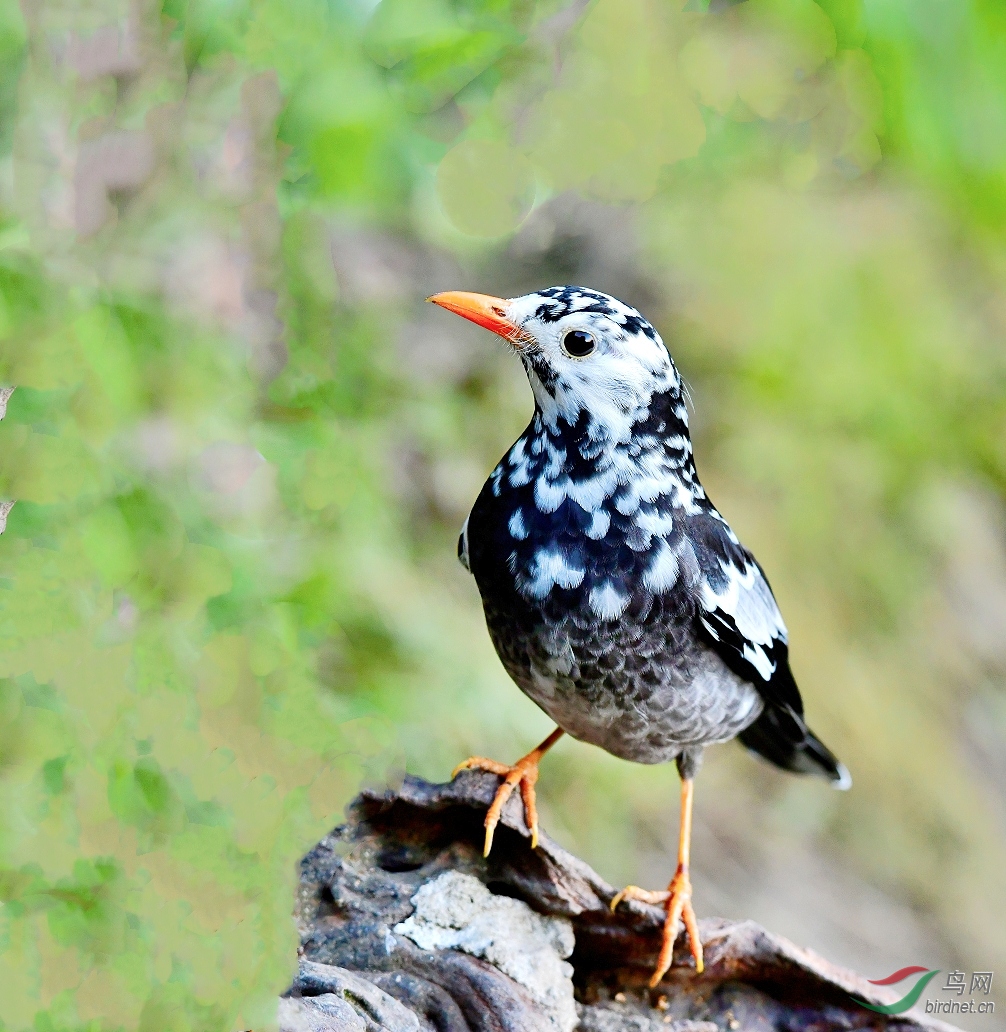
427, 291, 530, 347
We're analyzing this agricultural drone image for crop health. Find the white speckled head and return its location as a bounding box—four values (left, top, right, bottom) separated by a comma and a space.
429, 285, 684, 442
503, 286, 682, 439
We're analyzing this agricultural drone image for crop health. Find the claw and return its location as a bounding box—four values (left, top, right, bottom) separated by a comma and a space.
520, 775, 540, 849
452, 756, 509, 780
458, 756, 537, 857
482, 769, 519, 856
647, 865, 704, 984
610, 885, 670, 911
449, 729, 563, 857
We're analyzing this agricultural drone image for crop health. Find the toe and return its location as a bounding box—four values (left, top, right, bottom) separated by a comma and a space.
452, 756, 511, 779
458, 751, 549, 858
682, 901, 704, 974
519, 777, 539, 848
483, 819, 497, 858
611, 886, 671, 910
649, 918, 682, 988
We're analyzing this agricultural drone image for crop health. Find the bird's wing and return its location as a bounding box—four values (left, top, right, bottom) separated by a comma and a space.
688, 513, 802, 716
457, 515, 471, 572
689, 512, 850, 786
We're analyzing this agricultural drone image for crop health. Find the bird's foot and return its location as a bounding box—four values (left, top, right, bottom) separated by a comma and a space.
451, 751, 543, 857
611, 865, 704, 983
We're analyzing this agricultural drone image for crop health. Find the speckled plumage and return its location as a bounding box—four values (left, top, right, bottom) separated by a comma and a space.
458, 285, 848, 787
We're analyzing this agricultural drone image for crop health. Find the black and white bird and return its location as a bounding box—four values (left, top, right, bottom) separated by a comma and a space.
429, 286, 850, 985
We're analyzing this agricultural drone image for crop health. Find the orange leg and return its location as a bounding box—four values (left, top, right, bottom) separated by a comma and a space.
611, 777, 704, 983
452, 727, 564, 857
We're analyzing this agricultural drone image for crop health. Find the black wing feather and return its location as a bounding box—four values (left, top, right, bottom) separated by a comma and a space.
690, 512, 850, 788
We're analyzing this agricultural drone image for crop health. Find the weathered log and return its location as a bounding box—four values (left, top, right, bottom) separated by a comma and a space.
281, 772, 958, 1032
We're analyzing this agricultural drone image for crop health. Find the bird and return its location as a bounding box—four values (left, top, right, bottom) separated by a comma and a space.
427, 285, 850, 986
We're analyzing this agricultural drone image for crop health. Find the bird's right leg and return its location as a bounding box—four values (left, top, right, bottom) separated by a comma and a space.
610, 771, 704, 983
452, 727, 564, 856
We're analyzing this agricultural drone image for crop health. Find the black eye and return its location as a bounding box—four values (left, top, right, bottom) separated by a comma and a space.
562, 329, 595, 358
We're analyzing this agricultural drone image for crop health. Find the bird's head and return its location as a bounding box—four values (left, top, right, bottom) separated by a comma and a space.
428, 286, 685, 442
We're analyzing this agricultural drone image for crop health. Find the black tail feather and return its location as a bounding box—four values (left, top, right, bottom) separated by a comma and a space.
738, 706, 851, 789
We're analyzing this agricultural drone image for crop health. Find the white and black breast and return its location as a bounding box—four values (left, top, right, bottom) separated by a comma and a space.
461, 386, 790, 766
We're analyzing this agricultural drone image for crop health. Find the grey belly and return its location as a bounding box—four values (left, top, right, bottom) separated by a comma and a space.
483, 601, 763, 765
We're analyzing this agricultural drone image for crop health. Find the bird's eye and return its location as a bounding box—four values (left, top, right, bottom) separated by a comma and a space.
562, 329, 595, 358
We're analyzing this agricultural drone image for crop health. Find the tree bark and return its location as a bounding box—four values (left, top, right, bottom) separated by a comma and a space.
282, 772, 958, 1032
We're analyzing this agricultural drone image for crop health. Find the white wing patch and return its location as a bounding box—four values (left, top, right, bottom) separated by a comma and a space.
458, 515, 471, 572
699, 559, 788, 681
739, 640, 775, 680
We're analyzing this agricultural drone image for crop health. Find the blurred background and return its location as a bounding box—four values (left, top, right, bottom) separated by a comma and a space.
0, 0, 1004, 1029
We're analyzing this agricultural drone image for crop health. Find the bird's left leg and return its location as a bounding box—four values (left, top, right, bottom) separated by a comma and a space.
452, 727, 564, 856
611, 754, 704, 983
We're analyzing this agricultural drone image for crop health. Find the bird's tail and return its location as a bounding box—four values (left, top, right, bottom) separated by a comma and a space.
738, 706, 851, 789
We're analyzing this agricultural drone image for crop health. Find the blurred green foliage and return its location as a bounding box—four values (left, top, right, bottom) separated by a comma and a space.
0, 0, 1004, 1029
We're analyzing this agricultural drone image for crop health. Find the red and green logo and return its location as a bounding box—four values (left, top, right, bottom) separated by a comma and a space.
852, 966, 941, 1015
